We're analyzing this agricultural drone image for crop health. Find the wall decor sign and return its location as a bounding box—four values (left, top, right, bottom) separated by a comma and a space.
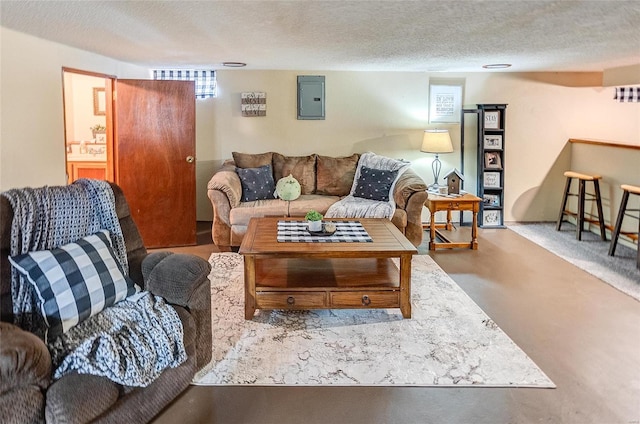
429, 84, 462, 123
241, 92, 266, 117
483, 171, 501, 188
484, 110, 500, 129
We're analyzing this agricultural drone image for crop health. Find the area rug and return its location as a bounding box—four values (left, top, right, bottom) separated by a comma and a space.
509, 222, 639, 302
193, 252, 554, 388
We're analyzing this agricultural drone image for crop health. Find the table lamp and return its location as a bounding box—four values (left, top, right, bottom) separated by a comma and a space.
421, 129, 453, 189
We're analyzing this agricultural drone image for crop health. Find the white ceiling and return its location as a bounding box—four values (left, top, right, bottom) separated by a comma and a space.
1, 1, 639, 73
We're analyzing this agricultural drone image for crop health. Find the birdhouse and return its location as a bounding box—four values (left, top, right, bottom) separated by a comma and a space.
443, 169, 464, 194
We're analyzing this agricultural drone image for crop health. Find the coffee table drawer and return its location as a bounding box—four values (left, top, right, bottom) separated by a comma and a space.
256, 292, 327, 309
330, 291, 399, 308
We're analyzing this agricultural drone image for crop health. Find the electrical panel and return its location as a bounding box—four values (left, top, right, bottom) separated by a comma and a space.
297, 76, 325, 120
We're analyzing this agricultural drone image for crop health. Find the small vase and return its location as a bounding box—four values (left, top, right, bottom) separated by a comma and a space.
308, 220, 322, 232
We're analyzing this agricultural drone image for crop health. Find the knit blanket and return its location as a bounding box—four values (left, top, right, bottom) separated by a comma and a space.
1, 179, 128, 335
48, 291, 187, 387
325, 195, 395, 219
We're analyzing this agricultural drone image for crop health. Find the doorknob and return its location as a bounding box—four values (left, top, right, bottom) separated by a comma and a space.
186, 156, 195, 163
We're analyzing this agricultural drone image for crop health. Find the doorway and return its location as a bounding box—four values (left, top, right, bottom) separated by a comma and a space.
62, 68, 115, 183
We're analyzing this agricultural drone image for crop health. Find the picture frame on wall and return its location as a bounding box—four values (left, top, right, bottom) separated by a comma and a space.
484, 110, 500, 129
484, 171, 501, 188
484, 152, 502, 169
93, 87, 106, 116
483, 134, 503, 149
429, 83, 463, 123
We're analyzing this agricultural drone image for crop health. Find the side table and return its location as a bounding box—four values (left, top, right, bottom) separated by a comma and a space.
424, 193, 481, 250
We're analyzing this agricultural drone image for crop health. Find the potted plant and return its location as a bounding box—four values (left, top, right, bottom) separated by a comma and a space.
90, 124, 106, 138
305, 210, 323, 232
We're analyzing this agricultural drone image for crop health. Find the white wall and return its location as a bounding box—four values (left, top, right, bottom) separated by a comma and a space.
2, 26, 639, 225
0, 27, 147, 189
197, 70, 640, 221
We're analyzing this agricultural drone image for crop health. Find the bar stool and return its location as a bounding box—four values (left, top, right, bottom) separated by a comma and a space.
556, 171, 606, 241
608, 184, 640, 270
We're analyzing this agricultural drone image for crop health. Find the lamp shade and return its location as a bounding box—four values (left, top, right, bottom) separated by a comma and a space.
421, 130, 453, 154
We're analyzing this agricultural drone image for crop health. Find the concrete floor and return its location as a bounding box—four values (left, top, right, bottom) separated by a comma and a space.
152, 225, 640, 424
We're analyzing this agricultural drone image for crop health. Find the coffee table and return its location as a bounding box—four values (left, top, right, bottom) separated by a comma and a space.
239, 217, 417, 319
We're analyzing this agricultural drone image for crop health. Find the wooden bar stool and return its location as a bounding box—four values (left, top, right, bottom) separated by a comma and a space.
556, 171, 606, 241
608, 184, 640, 270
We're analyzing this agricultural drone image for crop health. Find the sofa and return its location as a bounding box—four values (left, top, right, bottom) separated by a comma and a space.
0, 183, 212, 423
207, 152, 428, 249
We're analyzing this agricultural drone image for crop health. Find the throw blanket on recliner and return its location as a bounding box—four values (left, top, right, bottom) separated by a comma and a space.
48, 290, 186, 387
2, 179, 186, 387
2, 179, 128, 333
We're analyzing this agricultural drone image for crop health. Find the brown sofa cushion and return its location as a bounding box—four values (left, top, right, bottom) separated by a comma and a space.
232, 152, 273, 169
316, 154, 359, 196
273, 153, 317, 195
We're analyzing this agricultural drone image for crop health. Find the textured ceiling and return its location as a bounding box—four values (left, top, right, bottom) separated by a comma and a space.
1, 1, 639, 72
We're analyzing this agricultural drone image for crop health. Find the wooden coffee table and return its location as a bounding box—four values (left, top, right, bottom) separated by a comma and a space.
239, 217, 417, 319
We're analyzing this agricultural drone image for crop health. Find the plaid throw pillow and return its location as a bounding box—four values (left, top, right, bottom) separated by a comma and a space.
8, 230, 138, 342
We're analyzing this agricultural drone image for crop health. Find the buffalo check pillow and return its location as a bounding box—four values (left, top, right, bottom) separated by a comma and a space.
8, 230, 138, 342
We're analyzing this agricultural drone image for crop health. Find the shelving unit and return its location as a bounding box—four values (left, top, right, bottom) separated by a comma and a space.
476, 104, 507, 228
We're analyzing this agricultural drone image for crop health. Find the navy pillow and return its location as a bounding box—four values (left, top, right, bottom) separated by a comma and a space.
236, 164, 276, 202
353, 166, 399, 202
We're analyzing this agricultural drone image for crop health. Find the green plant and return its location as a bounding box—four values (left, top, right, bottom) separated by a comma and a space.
305, 210, 323, 221
90, 124, 106, 132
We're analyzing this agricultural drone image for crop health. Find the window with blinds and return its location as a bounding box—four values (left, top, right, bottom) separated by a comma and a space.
153, 70, 217, 99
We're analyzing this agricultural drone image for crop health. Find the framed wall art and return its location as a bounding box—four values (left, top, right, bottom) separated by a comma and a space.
484, 152, 502, 169
484, 110, 500, 129
483, 134, 503, 149
483, 193, 500, 207
483, 210, 501, 226
93, 87, 106, 116
429, 83, 463, 123
241, 92, 267, 117
483, 171, 501, 188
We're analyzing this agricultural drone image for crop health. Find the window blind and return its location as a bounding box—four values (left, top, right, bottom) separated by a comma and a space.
613, 86, 639, 102
153, 70, 217, 99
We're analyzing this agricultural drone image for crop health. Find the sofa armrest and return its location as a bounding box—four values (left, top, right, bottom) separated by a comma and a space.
393, 168, 428, 210
0, 322, 51, 393
142, 252, 211, 307
207, 163, 242, 209
393, 169, 428, 246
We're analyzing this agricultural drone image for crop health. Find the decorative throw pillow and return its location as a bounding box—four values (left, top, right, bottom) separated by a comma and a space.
316, 154, 359, 196
8, 230, 138, 342
350, 152, 411, 210
236, 164, 276, 202
232, 151, 273, 169
353, 166, 399, 202
272, 153, 317, 195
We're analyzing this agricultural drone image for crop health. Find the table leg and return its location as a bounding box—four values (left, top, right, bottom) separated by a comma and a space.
471, 209, 478, 250
244, 255, 256, 319
399, 254, 412, 318
445, 209, 453, 230
429, 210, 437, 250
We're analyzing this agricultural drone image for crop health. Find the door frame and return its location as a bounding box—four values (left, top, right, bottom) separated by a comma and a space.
61, 67, 116, 182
